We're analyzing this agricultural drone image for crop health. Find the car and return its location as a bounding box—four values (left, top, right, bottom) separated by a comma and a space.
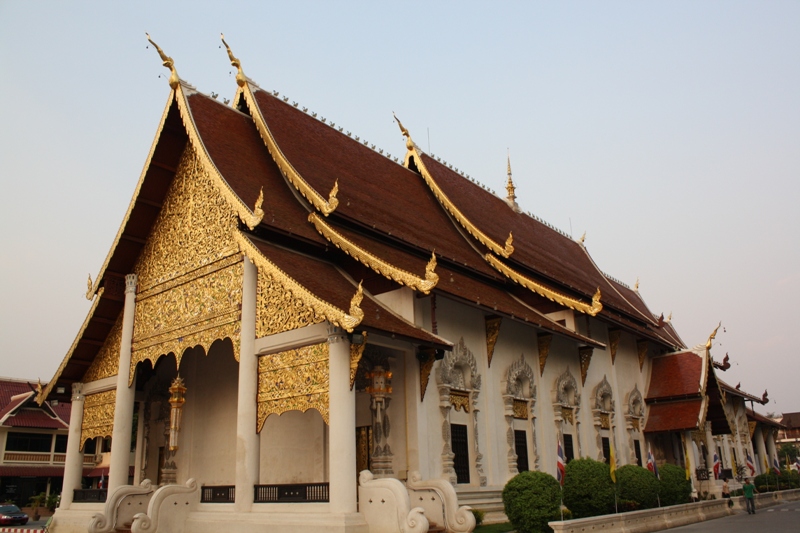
0, 505, 29, 525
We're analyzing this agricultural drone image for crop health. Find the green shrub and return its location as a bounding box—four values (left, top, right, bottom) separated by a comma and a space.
563, 458, 615, 518
616, 465, 660, 510
658, 463, 692, 506
502, 471, 562, 533
471, 508, 485, 527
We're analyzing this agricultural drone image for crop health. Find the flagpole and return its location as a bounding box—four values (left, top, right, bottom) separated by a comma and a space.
560, 484, 564, 521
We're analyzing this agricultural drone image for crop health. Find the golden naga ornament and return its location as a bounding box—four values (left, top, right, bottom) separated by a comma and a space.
220, 34, 247, 87
394, 114, 514, 258
146, 33, 180, 89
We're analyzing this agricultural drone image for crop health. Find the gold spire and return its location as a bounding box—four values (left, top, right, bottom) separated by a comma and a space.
705, 322, 721, 351
221, 33, 247, 87
579, 231, 586, 245
393, 112, 414, 150
86, 274, 94, 300
634, 277, 639, 292
146, 33, 180, 89
505, 151, 519, 212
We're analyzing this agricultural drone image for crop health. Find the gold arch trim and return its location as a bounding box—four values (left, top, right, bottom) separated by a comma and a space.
397, 126, 513, 257
240, 83, 339, 215
80, 390, 116, 450
485, 253, 602, 316
234, 232, 364, 332
308, 213, 438, 294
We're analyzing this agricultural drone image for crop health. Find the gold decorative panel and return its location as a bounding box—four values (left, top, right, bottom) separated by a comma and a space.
349, 332, 368, 390
129, 146, 244, 378
561, 406, 575, 425
450, 390, 470, 413
485, 316, 502, 368
257, 343, 330, 430
418, 348, 437, 402
600, 413, 610, 429
608, 329, 620, 365
81, 390, 116, 450
637, 340, 648, 371
538, 333, 552, 376
579, 346, 594, 386
83, 314, 123, 382
513, 399, 528, 420
254, 263, 326, 337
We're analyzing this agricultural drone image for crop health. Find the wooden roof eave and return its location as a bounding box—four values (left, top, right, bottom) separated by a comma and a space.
240, 82, 339, 216
400, 139, 514, 259
234, 231, 364, 332
308, 212, 439, 295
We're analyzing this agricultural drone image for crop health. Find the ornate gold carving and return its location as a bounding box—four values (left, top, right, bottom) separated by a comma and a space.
220, 34, 247, 88
450, 390, 470, 413
257, 343, 330, 429
608, 329, 620, 364
513, 399, 528, 420
600, 413, 611, 430
146, 33, 180, 89
485, 254, 602, 316
83, 314, 123, 382
485, 316, 502, 368
349, 332, 368, 391
538, 333, 552, 376
86, 274, 94, 300
631, 418, 640, 432
395, 118, 513, 258
748, 421, 757, 438
81, 390, 116, 450
309, 213, 439, 294
637, 339, 648, 371
418, 348, 437, 402
240, 84, 338, 215
236, 232, 364, 333
561, 406, 575, 425
579, 346, 594, 386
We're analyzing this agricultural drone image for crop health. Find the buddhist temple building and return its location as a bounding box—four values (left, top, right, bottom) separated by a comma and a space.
35, 37, 772, 532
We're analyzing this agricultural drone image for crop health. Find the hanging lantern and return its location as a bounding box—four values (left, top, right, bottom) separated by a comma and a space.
365, 366, 393, 398
168, 375, 186, 451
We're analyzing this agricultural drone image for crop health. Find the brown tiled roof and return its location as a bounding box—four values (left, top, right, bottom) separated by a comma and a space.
781, 412, 800, 429
4, 409, 68, 429
747, 408, 784, 428
646, 351, 703, 400
717, 379, 766, 404
418, 153, 660, 327
244, 235, 451, 349
644, 399, 702, 432
250, 89, 503, 280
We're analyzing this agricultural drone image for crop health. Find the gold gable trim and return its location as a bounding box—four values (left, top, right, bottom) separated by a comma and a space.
485, 254, 602, 316
257, 343, 330, 429
240, 83, 339, 216
81, 390, 116, 450
234, 232, 364, 333
309, 213, 438, 294
83, 314, 123, 383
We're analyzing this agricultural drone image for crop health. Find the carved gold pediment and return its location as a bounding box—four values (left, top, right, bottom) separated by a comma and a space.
450, 390, 470, 413
81, 390, 116, 450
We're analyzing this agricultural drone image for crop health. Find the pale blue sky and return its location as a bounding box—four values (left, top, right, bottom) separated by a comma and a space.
1, 2, 798, 411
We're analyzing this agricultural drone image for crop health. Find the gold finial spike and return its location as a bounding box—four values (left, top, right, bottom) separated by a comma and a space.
221, 33, 247, 87
667, 311, 672, 322
36, 379, 43, 394
634, 277, 639, 291
146, 33, 180, 89
393, 112, 414, 150
579, 231, 586, 245
705, 321, 721, 351
86, 274, 94, 300
505, 151, 517, 204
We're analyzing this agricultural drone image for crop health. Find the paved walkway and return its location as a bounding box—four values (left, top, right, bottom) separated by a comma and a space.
665, 500, 800, 532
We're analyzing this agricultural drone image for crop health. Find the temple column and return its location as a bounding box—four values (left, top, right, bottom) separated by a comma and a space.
327, 326, 356, 514
133, 401, 145, 485
704, 423, 716, 477
59, 383, 85, 509
109, 274, 138, 493
766, 428, 778, 471
235, 257, 259, 511
754, 426, 767, 474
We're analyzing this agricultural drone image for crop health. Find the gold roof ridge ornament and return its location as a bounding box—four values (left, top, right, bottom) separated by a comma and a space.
238, 71, 338, 216
308, 213, 438, 293
485, 253, 603, 316
146, 33, 180, 90
393, 113, 514, 258
234, 231, 363, 332
579, 231, 586, 245
220, 33, 247, 87
705, 321, 721, 351
86, 273, 94, 300
505, 152, 520, 212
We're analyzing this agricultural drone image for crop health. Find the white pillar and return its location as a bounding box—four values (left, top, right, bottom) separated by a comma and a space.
704, 423, 716, 476
235, 257, 259, 511
59, 383, 85, 509
109, 274, 138, 492
327, 326, 357, 514
133, 401, 145, 485
766, 428, 778, 471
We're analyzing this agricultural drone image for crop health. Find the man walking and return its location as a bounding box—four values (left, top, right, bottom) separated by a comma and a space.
743, 478, 758, 514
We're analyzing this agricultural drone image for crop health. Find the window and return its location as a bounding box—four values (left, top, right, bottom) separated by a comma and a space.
83, 438, 97, 455
563, 434, 575, 463
54, 435, 68, 453
5, 433, 52, 453
634, 440, 643, 467
602, 437, 611, 464
101, 437, 112, 453
514, 430, 529, 472
451, 424, 470, 484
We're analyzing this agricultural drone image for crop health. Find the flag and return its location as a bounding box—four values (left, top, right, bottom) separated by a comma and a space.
746, 450, 756, 476
99, 470, 105, 489
646, 446, 660, 479
681, 434, 691, 480
556, 437, 566, 486
609, 439, 617, 483
794, 456, 800, 472
712, 452, 721, 480
763, 454, 769, 474
773, 455, 781, 475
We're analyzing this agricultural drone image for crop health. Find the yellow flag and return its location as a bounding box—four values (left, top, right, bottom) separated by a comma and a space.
610, 439, 617, 483
681, 434, 691, 480
764, 455, 769, 473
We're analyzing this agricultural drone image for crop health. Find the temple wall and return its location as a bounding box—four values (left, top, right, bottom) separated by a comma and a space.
259, 410, 327, 484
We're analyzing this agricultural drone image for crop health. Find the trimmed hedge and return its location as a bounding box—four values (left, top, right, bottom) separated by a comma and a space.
755, 470, 800, 491
658, 463, 692, 506
563, 458, 615, 518
502, 471, 562, 533
616, 465, 660, 509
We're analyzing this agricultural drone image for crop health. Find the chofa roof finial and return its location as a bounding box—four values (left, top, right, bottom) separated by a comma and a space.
221, 33, 247, 87
146, 33, 180, 89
